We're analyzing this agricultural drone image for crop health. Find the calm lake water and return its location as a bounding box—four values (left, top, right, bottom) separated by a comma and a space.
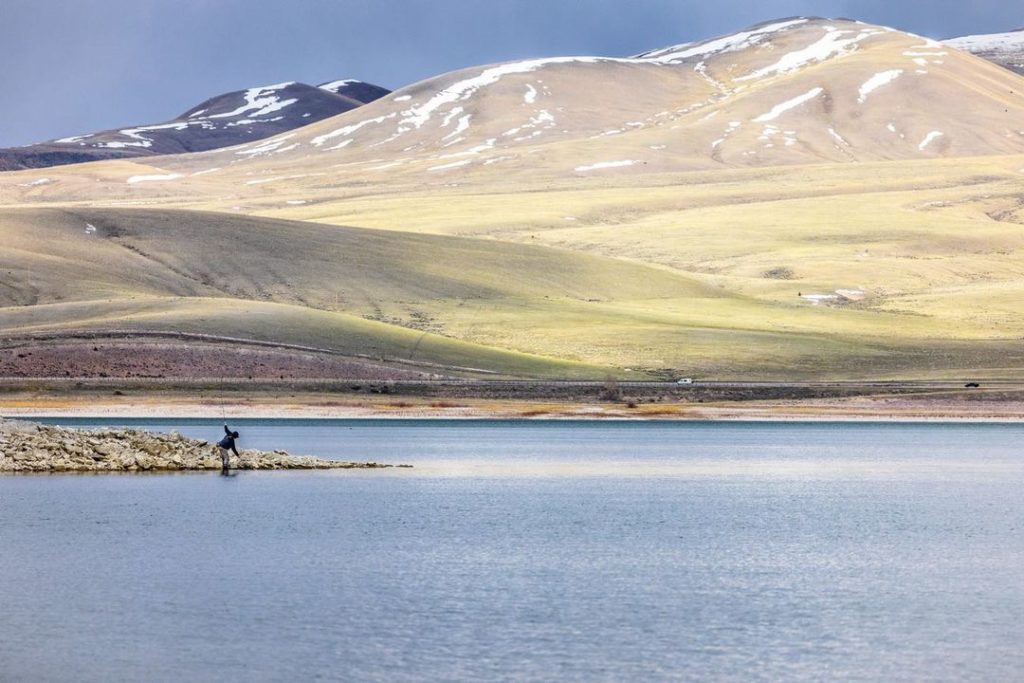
2, 419, 1023, 681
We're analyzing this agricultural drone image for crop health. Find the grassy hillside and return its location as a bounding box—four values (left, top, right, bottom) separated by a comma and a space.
3, 205, 1024, 379
0, 297, 605, 378
257, 155, 1024, 328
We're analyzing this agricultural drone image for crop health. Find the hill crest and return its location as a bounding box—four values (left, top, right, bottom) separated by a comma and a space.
0, 79, 390, 171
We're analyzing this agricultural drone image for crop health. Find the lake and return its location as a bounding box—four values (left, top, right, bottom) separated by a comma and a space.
2, 419, 1023, 681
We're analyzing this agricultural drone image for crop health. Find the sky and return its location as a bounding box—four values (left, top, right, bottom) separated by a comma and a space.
1, 0, 1020, 147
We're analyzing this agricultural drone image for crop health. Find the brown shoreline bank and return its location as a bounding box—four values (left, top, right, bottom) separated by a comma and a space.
4, 383, 1024, 422
0, 419, 400, 473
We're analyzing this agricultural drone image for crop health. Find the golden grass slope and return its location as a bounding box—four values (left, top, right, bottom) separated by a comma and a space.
3, 200, 1024, 379
0, 297, 603, 378
0, 207, 717, 378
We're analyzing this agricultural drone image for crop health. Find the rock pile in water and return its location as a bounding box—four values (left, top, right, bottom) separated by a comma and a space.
0, 419, 395, 472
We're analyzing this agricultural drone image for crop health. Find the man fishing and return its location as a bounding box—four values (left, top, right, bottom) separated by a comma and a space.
216, 424, 240, 474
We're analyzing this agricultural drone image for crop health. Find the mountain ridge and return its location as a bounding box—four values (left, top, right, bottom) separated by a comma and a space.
0, 79, 390, 171
946, 28, 1024, 75
45, 16, 1021, 190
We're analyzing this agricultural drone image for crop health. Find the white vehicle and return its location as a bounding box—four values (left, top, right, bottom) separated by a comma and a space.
676, 378, 694, 385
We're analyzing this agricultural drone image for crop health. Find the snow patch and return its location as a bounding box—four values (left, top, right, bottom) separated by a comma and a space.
575, 160, 639, 172
311, 112, 397, 147
857, 70, 903, 103
244, 174, 312, 185
918, 130, 944, 150
512, 130, 543, 142
428, 159, 473, 172
946, 31, 1024, 54
54, 134, 93, 144
319, 79, 359, 92
98, 120, 205, 149
206, 83, 297, 120
524, 84, 538, 104
828, 128, 850, 146
442, 113, 472, 142
440, 107, 465, 128
17, 177, 52, 187
753, 87, 824, 122
639, 19, 808, 63
224, 115, 284, 129
532, 110, 555, 125
127, 173, 183, 184
398, 57, 616, 130
235, 134, 297, 157
738, 28, 878, 81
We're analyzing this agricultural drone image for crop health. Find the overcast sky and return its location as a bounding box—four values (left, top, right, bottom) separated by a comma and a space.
1, 0, 1020, 147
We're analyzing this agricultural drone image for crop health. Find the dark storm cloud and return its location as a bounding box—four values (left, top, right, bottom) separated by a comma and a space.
1, 0, 1020, 147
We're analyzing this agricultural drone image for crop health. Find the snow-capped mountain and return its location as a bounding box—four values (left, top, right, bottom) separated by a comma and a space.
946, 29, 1024, 75
6, 17, 1024, 186
138, 16, 1024, 182
318, 79, 391, 103
0, 79, 390, 171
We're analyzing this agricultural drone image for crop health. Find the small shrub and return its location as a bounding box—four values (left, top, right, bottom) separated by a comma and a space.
762, 266, 795, 280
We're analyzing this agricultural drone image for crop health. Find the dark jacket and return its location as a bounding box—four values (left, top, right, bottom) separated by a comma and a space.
217, 425, 239, 455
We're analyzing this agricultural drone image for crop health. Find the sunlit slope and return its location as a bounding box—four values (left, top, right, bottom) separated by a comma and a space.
3, 207, 1024, 379
0, 297, 602, 378
0, 207, 713, 309
0, 207, 718, 377
264, 154, 1024, 336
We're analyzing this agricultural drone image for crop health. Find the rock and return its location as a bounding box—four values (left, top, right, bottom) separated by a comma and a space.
0, 418, 404, 473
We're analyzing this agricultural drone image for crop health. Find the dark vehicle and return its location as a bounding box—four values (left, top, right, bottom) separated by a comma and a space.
964, 382, 981, 388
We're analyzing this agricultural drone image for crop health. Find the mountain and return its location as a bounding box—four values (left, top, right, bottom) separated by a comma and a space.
4, 18, 1024, 380
946, 29, 1024, 75
0, 79, 390, 171
52, 15, 1019, 190
7, 18, 1024, 185
318, 79, 391, 103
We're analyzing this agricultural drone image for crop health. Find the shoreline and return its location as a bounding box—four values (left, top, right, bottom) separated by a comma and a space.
4, 394, 1024, 423
0, 418, 401, 472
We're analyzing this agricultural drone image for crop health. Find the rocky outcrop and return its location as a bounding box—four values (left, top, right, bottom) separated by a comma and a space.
0, 419, 399, 472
